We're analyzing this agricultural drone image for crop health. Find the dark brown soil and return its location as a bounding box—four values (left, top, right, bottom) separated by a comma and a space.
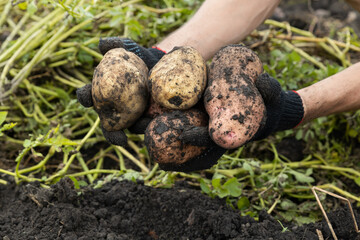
0, 178, 359, 240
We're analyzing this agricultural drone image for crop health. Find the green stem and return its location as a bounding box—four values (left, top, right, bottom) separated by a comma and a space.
19, 146, 56, 174
93, 155, 104, 181
46, 117, 100, 183
0, 1, 11, 28
66, 169, 120, 178
76, 154, 94, 183
0, 8, 63, 62
0, 179, 8, 185
0, 13, 30, 52
144, 164, 159, 181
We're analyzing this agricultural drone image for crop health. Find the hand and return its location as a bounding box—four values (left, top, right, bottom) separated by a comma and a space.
182, 73, 304, 144
177, 73, 304, 170
252, 73, 304, 140
98, 37, 166, 69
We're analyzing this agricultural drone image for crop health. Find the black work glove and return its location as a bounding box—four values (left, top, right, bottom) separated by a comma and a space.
98, 37, 166, 70
252, 73, 304, 140
159, 143, 227, 172
76, 38, 166, 145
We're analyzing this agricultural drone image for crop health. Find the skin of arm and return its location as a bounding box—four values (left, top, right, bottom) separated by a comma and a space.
298, 62, 360, 123
157, 0, 281, 60
345, 0, 360, 12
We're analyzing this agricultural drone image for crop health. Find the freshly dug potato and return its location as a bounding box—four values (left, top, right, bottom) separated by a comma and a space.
145, 109, 209, 166
204, 45, 266, 149
92, 48, 148, 131
149, 46, 207, 110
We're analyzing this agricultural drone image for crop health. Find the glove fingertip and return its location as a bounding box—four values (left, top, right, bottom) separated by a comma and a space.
99, 37, 125, 55
76, 84, 93, 108
179, 126, 211, 146
256, 73, 282, 103
128, 117, 152, 134
101, 126, 128, 146
159, 145, 226, 172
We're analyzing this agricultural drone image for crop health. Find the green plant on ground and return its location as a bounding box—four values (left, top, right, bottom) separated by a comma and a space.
1, 0, 360, 226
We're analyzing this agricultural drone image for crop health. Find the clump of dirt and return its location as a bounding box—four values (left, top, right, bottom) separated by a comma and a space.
1, 178, 359, 240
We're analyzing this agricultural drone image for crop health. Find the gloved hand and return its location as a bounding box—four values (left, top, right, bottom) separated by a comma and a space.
98, 37, 166, 69
76, 38, 166, 145
181, 73, 304, 144
177, 73, 304, 171
252, 73, 304, 140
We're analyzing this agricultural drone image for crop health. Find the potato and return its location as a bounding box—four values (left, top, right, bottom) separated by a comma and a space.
149, 46, 207, 110
144, 109, 209, 166
92, 48, 148, 131
204, 45, 266, 149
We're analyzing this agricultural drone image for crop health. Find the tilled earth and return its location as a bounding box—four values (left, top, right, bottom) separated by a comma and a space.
1, 179, 360, 240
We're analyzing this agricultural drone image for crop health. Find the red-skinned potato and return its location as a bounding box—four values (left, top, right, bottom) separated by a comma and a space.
144, 109, 208, 165
204, 45, 266, 149
149, 46, 207, 110
92, 48, 148, 131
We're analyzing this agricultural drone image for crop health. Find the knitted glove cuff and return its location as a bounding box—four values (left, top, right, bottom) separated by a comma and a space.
275, 90, 304, 131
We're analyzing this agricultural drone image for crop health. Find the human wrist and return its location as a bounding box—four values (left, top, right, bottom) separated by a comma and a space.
275, 90, 304, 131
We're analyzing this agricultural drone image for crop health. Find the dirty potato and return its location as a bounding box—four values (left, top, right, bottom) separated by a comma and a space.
144, 109, 209, 166
149, 46, 207, 110
92, 48, 148, 131
204, 45, 266, 149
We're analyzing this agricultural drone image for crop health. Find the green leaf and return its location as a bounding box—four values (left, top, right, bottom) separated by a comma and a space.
348, 128, 358, 138
289, 51, 301, 62
0, 111, 7, 126
18, 1, 27, 10
211, 178, 221, 189
237, 197, 250, 210
243, 162, 254, 176
47, 135, 77, 147
295, 216, 316, 225
280, 199, 297, 210
23, 139, 32, 148
223, 178, 242, 197
78, 50, 94, 65
68, 176, 80, 189
216, 187, 229, 198
288, 169, 314, 183
355, 177, 360, 187
27, 0, 38, 15
0, 123, 17, 136
200, 179, 211, 194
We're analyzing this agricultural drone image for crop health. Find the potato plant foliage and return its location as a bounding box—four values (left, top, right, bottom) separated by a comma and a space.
0, 0, 360, 225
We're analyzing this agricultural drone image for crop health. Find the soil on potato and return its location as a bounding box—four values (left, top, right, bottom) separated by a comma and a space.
0, 178, 359, 240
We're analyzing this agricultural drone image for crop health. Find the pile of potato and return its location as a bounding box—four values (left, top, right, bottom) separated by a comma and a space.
88, 44, 266, 168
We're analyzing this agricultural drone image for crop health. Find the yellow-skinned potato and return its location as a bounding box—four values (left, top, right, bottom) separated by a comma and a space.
149, 46, 207, 110
92, 48, 148, 131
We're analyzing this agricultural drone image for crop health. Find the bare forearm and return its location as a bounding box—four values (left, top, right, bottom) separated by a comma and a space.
157, 0, 280, 60
298, 62, 360, 122
345, 0, 360, 12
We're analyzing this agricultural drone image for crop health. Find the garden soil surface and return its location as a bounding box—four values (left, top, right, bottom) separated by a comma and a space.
1, 178, 360, 240
2, 1, 360, 240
